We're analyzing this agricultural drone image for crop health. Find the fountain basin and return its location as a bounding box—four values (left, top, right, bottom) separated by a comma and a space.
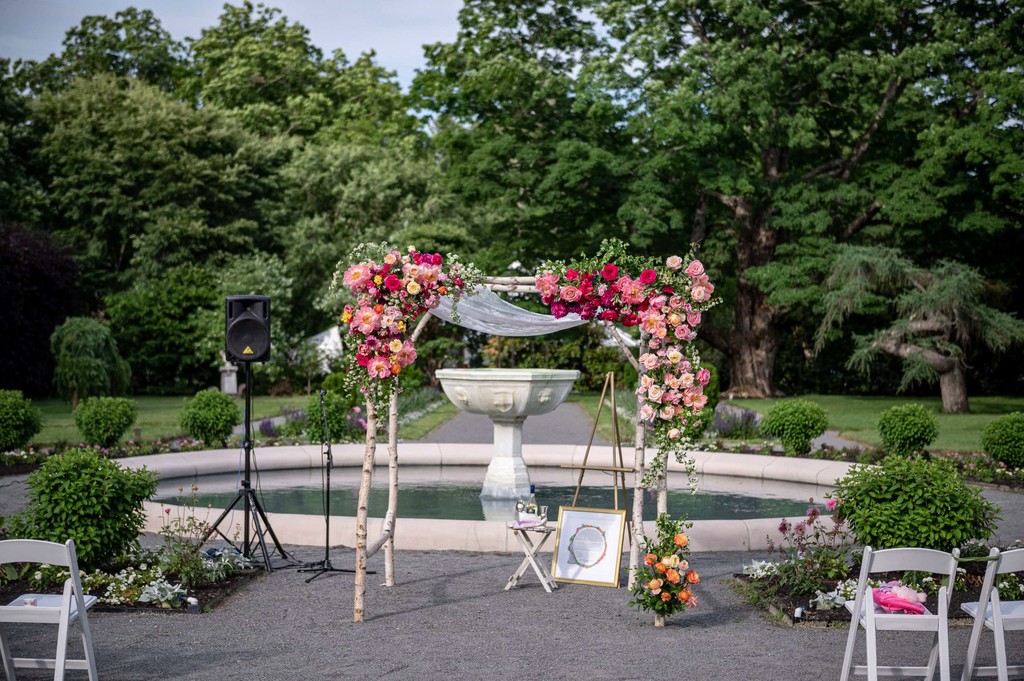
434, 368, 580, 421
435, 368, 580, 499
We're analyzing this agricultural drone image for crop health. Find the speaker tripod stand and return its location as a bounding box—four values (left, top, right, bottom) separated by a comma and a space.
201, 362, 290, 571
298, 390, 363, 582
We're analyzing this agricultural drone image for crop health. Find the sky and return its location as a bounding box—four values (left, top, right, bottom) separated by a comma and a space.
0, 0, 464, 87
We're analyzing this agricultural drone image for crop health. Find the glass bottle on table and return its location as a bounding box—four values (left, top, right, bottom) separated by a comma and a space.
525, 484, 538, 516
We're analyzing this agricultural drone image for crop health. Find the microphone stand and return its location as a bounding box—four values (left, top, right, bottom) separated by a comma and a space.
299, 389, 360, 582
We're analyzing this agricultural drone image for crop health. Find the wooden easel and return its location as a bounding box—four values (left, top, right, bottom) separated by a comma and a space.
560, 371, 633, 543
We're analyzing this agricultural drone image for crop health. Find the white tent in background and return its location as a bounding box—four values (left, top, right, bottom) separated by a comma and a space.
309, 326, 344, 373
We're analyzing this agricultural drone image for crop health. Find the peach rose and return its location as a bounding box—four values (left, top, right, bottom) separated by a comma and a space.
646, 578, 663, 594
666, 255, 683, 270
665, 568, 681, 584
655, 562, 668, 574
644, 553, 658, 566
661, 591, 673, 602
686, 570, 700, 584
678, 589, 692, 602
674, 533, 689, 548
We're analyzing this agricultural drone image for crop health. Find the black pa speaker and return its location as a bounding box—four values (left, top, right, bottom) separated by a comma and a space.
225, 295, 271, 363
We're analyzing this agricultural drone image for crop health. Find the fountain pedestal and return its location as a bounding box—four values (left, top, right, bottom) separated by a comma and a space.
435, 368, 580, 501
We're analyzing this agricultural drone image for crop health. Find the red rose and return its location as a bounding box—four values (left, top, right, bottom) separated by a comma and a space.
565, 268, 579, 281
600, 309, 620, 322
383, 274, 402, 292
600, 263, 619, 281
639, 269, 657, 284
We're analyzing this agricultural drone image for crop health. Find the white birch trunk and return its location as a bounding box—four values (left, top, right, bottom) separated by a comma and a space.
353, 399, 376, 623
384, 390, 399, 586
628, 377, 646, 589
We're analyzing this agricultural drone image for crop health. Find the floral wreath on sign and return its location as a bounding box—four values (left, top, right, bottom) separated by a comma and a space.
535, 239, 718, 487
331, 242, 482, 408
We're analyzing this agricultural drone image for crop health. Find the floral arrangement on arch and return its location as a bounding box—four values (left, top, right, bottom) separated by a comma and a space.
331, 242, 481, 407
535, 239, 718, 486
629, 513, 699, 621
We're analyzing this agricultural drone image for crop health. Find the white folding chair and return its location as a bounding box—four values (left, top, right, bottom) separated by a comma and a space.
840, 545, 960, 681
0, 539, 99, 681
960, 547, 1024, 681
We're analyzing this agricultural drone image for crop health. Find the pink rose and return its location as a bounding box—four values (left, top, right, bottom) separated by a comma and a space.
640, 353, 661, 370
696, 368, 711, 385
686, 311, 702, 327
666, 255, 683, 270
684, 260, 705, 277
560, 285, 582, 302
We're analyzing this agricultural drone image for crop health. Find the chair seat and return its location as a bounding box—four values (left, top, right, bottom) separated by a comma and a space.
961, 599, 1024, 631
845, 599, 939, 631
7, 593, 98, 617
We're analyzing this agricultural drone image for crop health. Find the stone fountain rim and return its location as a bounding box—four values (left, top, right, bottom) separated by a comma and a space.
435, 367, 581, 380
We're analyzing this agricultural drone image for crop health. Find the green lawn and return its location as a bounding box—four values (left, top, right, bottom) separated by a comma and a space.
726, 394, 1024, 453
32, 395, 312, 446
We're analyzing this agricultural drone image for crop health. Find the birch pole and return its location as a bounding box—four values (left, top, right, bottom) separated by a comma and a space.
627, 332, 648, 589
352, 399, 377, 623
383, 390, 399, 585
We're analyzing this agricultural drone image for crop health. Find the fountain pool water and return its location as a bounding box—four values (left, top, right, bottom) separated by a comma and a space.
155, 465, 830, 523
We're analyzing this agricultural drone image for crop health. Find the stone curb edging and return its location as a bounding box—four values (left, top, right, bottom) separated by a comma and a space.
124, 444, 854, 554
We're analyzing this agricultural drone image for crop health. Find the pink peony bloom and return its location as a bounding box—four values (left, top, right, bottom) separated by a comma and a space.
343, 263, 374, 290
617, 276, 646, 304
825, 498, 840, 511
396, 340, 418, 366
367, 356, 392, 379
353, 306, 380, 335
535, 273, 561, 298
684, 260, 705, 277
666, 255, 683, 270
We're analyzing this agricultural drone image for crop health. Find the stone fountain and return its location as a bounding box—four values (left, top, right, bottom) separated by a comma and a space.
434, 368, 580, 500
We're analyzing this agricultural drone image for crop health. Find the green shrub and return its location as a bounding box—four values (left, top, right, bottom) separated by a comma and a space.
832, 455, 998, 552
877, 403, 938, 457
180, 388, 241, 446
74, 396, 137, 447
305, 391, 363, 443
0, 389, 42, 452
758, 399, 829, 456
8, 447, 157, 570
982, 412, 1024, 469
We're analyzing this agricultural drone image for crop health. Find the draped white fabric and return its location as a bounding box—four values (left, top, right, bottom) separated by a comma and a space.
429, 285, 588, 336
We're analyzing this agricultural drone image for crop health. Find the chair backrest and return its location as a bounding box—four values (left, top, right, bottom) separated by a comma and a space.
0, 539, 77, 569
995, 547, 1024, 577
864, 546, 959, 577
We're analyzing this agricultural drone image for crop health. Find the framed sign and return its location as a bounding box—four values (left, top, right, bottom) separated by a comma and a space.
551, 507, 626, 587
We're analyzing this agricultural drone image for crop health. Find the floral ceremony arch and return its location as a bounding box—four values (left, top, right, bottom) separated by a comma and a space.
332, 239, 717, 622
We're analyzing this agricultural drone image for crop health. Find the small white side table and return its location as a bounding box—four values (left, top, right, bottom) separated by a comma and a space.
505, 523, 558, 593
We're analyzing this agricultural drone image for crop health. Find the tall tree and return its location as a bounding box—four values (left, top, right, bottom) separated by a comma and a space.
816, 246, 1024, 412
13, 8, 186, 94
593, 0, 1022, 396
411, 0, 632, 271
35, 74, 282, 304
184, 1, 326, 135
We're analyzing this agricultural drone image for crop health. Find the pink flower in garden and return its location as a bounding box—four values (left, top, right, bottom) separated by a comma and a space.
687, 311, 702, 327
679, 372, 695, 388
639, 353, 661, 370
601, 263, 619, 280
666, 348, 684, 365
666, 255, 683, 270
343, 263, 374, 289
164, 507, 171, 514
696, 368, 711, 386
395, 340, 417, 366
353, 306, 381, 334
690, 393, 708, 410
685, 260, 705, 277
639, 374, 656, 390
367, 356, 392, 379
560, 285, 582, 302
617, 276, 646, 304
669, 295, 685, 310
639, 269, 657, 284
640, 313, 666, 336
535, 273, 560, 298
674, 324, 697, 341
779, 519, 791, 533
825, 498, 840, 511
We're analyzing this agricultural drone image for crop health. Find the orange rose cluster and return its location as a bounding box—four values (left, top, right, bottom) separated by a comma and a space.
630, 514, 699, 619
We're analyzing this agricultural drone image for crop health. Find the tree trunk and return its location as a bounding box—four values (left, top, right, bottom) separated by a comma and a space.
628, 383, 646, 589
353, 400, 377, 623
385, 391, 399, 586
701, 210, 782, 398
939, 362, 970, 414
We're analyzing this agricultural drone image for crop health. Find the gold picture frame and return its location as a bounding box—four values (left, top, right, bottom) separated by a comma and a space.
551, 506, 626, 587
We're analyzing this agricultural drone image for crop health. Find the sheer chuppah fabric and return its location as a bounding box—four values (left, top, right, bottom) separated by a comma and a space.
429, 286, 589, 336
